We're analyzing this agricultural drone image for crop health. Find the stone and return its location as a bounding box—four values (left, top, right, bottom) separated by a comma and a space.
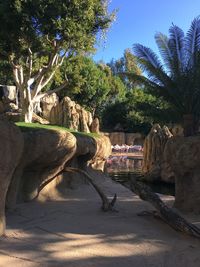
90, 117, 100, 133
0, 85, 17, 102
48, 96, 93, 132
6, 129, 76, 207
142, 124, 174, 183
41, 93, 59, 121
171, 124, 184, 137
0, 118, 23, 235
34, 133, 111, 201
164, 136, 200, 213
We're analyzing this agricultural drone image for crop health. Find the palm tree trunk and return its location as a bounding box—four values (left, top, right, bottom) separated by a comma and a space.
183, 114, 195, 137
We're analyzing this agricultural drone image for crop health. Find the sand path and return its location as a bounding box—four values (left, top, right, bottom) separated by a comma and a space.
0, 178, 200, 267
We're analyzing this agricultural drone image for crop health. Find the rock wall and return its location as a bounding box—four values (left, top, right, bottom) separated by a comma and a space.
109, 132, 144, 146
164, 136, 200, 213
142, 124, 174, 183
41, 95, 94, 133
0, 118, 23, 235
1, 120, 111, 236
0, 85, 18, 114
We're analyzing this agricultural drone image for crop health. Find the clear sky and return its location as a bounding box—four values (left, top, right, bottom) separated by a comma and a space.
93, 0, 200, 63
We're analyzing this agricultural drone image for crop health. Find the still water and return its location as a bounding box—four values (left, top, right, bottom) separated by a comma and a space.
106, 155, 175, 196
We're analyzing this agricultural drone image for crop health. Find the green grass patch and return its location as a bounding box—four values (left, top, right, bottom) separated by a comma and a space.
15, 122, 100, 138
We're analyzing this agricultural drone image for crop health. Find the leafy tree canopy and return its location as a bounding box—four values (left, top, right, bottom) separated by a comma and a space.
0, 0, 114, 122
107, 49, 141, 88
0, 0, 113, 59
101, 87, 180, 134
51, 55, 126, 116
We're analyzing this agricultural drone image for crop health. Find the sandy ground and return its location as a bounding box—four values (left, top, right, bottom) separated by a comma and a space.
0, 178, 200, 267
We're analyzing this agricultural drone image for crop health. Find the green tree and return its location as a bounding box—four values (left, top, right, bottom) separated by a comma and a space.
102, 88, 178, 134
0, 0, 114, 122
52, 56, 126, 116
108, 49, 141, 88
130, 17, 200, 136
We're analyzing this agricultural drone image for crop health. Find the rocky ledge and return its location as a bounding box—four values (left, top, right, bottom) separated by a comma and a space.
0, 119, 111, 236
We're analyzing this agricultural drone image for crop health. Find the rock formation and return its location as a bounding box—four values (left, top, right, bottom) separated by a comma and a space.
109, 132, 144, 146
0, 85, 18, 114
6, 129, 77, 207
90, 117, 100, 133
0, 118, 23, 236
164, 136, 200, 213
142, 124, 174, 183
41, 93, 59, 121
41, 95, 93, 132
0, 120, 111, 236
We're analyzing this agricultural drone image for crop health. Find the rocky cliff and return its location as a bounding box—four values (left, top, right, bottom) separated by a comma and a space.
164, 136, 200, 213
41, 94, 93, 133
0, 119, 111, 236
142, 124, 175, 183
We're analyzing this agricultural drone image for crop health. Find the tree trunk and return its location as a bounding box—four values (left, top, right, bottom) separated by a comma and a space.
128, 178, 200, 238
183, 114, 195, 137
20, 100, 34, 123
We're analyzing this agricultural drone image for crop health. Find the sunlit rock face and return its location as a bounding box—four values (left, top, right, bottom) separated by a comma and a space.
142, 124, 174, 183
41, 95, 93, 133
2, 124, 111, 236
164, 136, 200, 213
6, 129, 77, 206
0, 118, 23, 236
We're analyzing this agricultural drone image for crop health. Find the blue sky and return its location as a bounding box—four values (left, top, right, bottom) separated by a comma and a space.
93, 0, 200, 63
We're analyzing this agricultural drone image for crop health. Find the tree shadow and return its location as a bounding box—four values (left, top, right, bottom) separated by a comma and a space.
1, 181, 200, 267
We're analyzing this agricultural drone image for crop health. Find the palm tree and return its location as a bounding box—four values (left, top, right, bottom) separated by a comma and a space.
128, 17, 200, 136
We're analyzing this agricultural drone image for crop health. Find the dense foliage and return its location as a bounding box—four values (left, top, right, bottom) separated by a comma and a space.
101, 87, 180, 134
51, 56, 126, 116
0, 0, 114, 122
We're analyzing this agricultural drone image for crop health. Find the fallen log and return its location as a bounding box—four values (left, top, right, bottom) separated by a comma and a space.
63, 167, 117, 212
38, 167, 117, 212
128, 178, 200, 239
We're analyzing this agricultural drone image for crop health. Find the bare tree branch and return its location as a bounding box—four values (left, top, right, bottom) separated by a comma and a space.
63, 167, 117, 211
35, 79, 68, 101
128, 178, 200, 239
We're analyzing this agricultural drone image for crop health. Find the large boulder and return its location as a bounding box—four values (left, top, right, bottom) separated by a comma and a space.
0, 86, 18, 114
0, 85, 17, 103
90, 117, 100, 133
38, 133, 112, 200
41, 93, 59, 121
0, 118, 23, 235
45, 96, 93, 132
164, 136, 200, 213
6, 129, 76, 207
142, 124, 174, 183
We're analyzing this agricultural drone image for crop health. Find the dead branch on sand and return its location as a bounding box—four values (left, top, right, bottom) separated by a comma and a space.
63, 167, 117, 212
128, 178, 200, 239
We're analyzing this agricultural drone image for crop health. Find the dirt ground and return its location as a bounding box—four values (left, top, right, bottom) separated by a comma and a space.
0, 177, 200, 267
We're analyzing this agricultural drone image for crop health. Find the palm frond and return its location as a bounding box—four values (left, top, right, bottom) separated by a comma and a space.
168, 24, 185, 70
155, 32, 173, 71
133, 44, 163, 69
185, 16, 200, 56
120, 71, 158, 88
185, 16, 200, 68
